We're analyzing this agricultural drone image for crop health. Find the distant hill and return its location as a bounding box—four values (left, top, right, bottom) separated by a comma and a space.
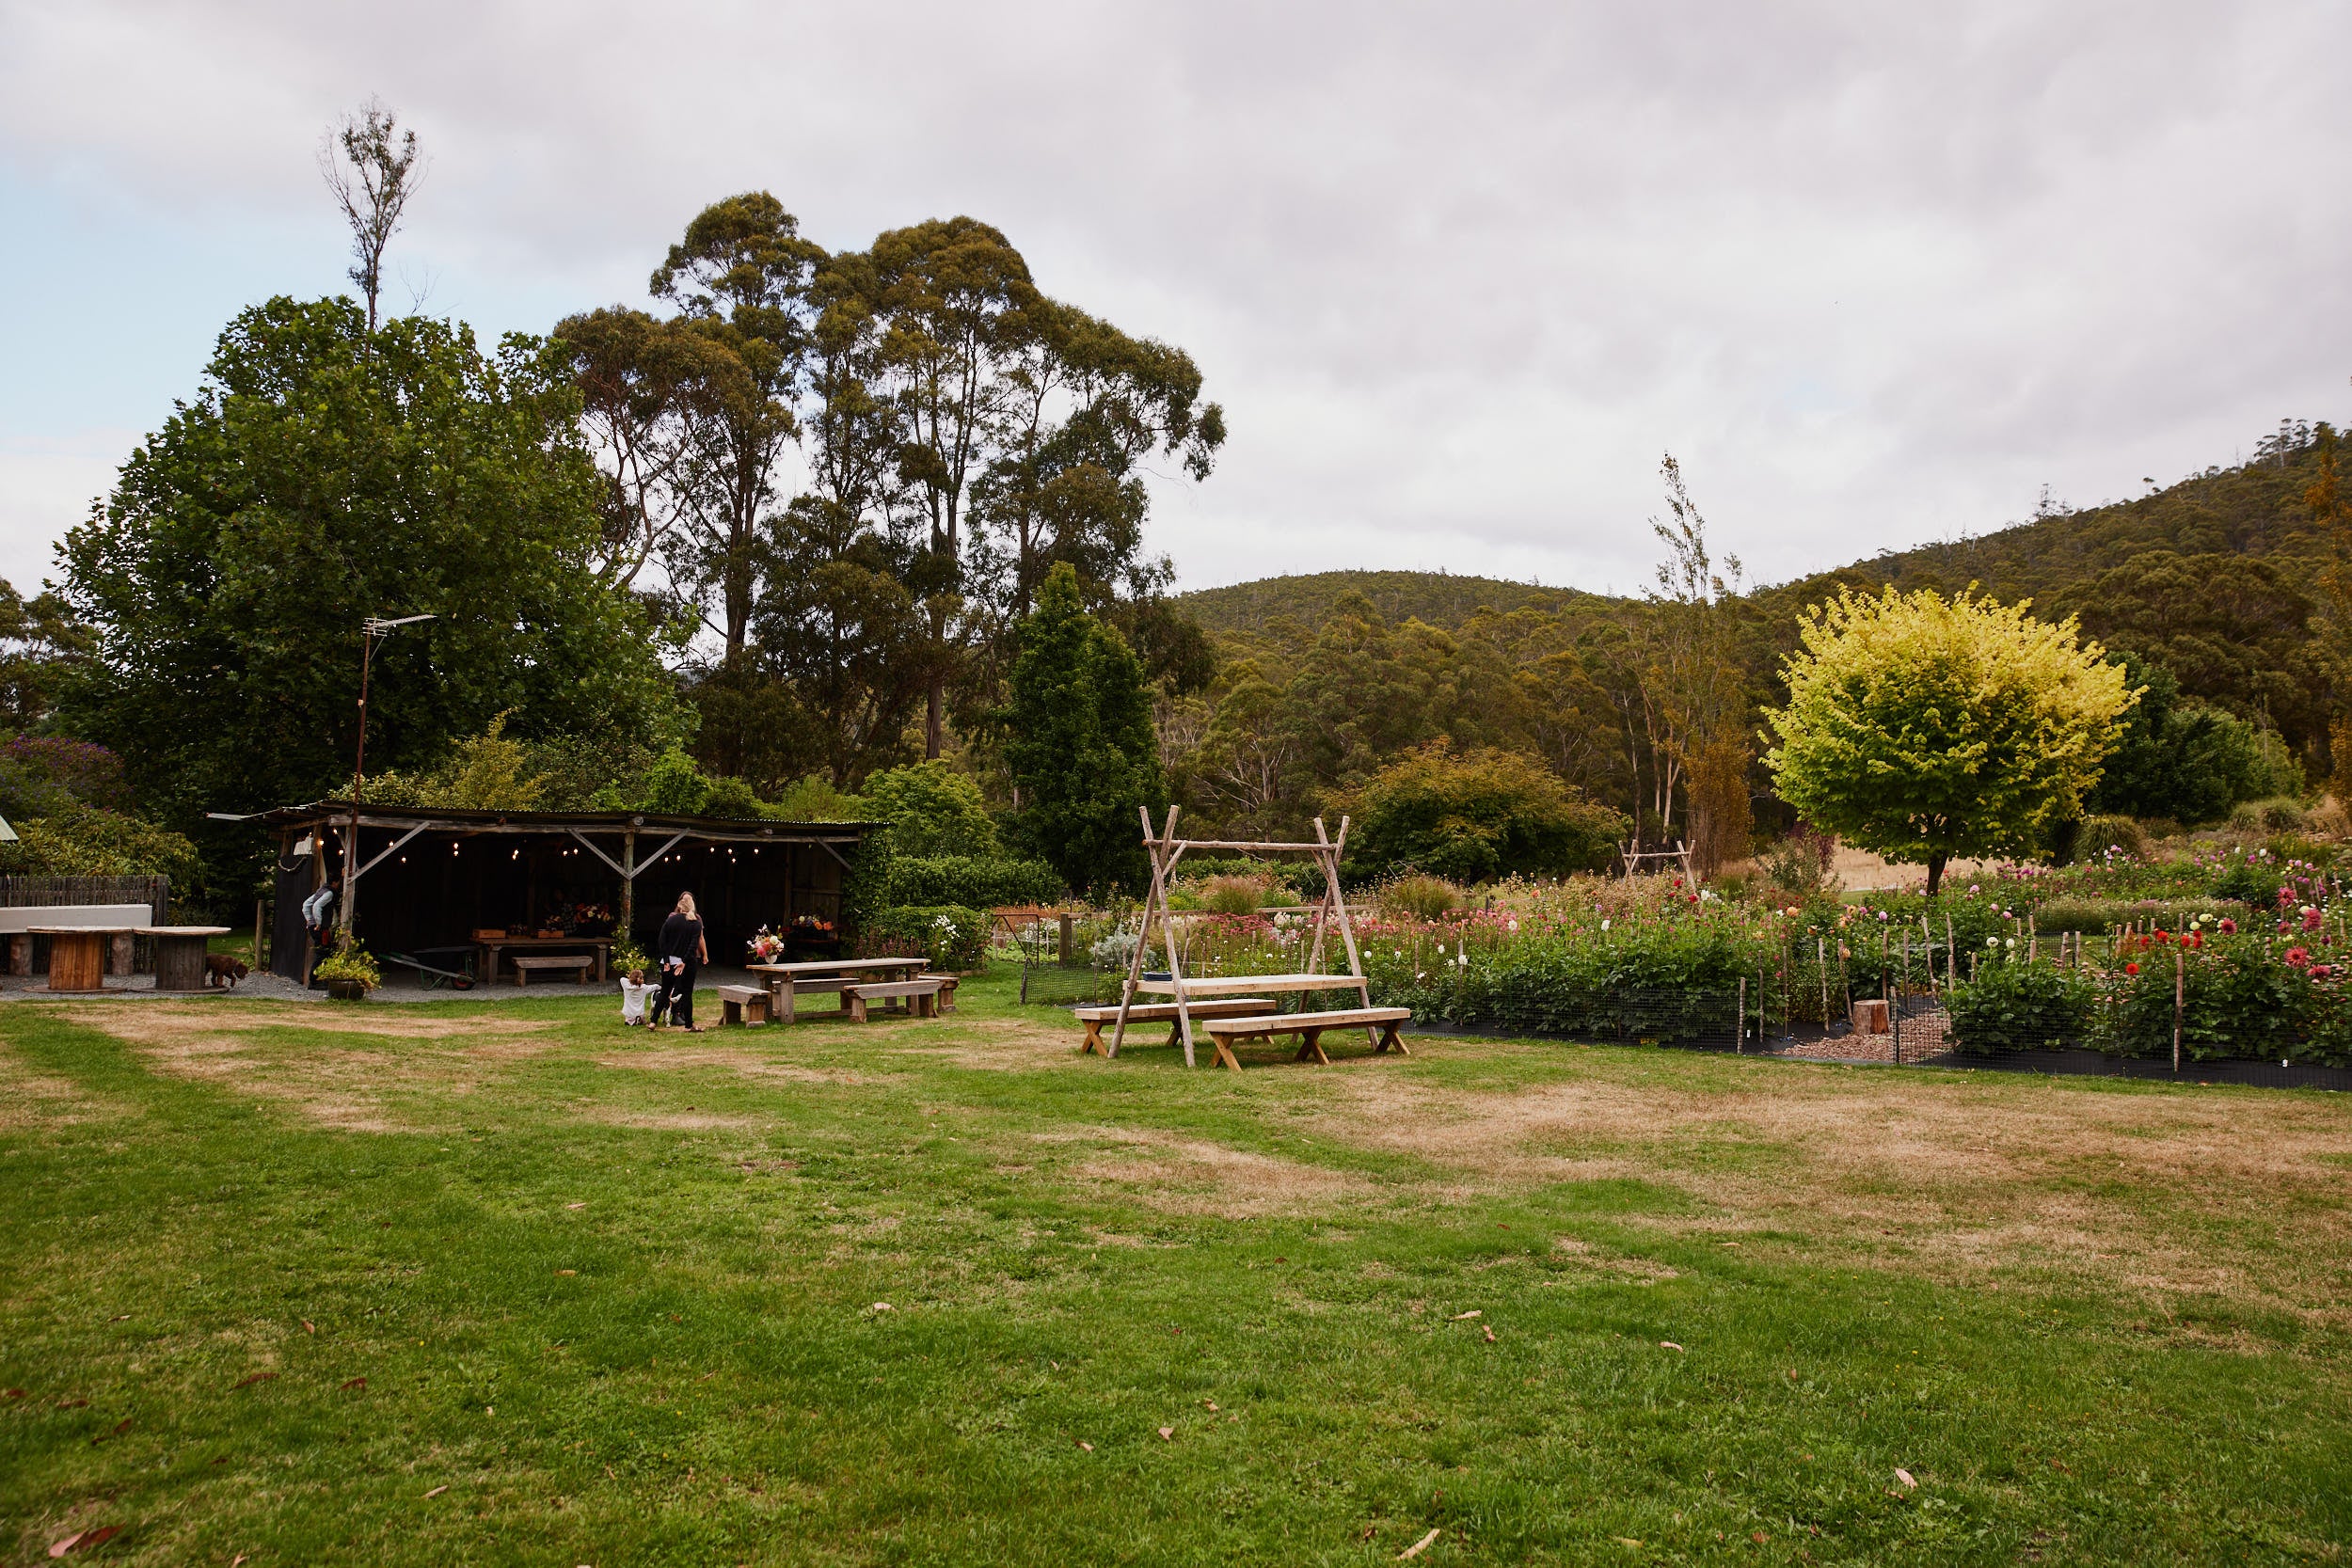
1181, 569, 1615, 634
1180, 421, 2338, 632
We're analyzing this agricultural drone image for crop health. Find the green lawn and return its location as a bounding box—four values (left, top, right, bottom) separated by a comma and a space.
3, 966, 2349, 1564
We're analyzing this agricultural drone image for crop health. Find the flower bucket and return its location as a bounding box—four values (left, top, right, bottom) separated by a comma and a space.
326, 978, 368, 1003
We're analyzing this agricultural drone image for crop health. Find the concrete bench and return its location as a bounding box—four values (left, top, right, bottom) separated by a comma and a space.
1200, 1006, 1413, 1070
1072, 998, 1278, 1056
845, 977, 946, 1022
716, 984, 770, 1026
0, 906, 154, 976
511, 955, 593, 986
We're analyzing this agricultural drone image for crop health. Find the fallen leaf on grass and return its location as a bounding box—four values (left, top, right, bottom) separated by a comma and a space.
566, 1202, 587, 1211
1482, 1325, 1497, 1343
56, 1398, 87, 1409
108, 1315, 129, 1323
232, 1556, 248, 1566
1201, 1400, 1218, 1412
1449, 1310, 1482, 1321
340, 1377, 367, 1392
106, 1417, 132, 1437
232, 1371, 278, 1388
48, 1526, 119, 1557
1660, 1341, 1684, 1353
869, 1303, 893, 1313
3, 1388, 23, 1400
1615, 1541, 1642, 1549
1398, 1528, 1441, 1560
424, 1485, 449, 1498
1077, 1441, 1093, 1452
555, 1269, 578, 1277
1158, 1426, 1173, 1441
1360, 1526, 1376, 1541
1753, 1530, 1770, 1544
302, 1320, 316, 1335
1895, 1467, 1917, 1489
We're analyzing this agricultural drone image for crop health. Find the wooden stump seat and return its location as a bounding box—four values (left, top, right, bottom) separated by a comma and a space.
1072, 998, 1278, 1056
511, 955, 594, 986
844, 977, 946, 1022
1200, 1006, 1413, 1070
716, 984, 770, 1026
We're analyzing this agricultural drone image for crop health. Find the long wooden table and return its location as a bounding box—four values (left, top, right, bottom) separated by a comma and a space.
745, 958, 930, 1024
477, 934, 612, 984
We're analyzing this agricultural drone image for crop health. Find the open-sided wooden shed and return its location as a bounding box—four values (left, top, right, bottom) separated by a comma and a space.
216, 802, 876, 985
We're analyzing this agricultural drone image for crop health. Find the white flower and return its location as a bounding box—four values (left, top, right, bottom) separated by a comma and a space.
1986, 937, 1997, 948
2004, 937, 2015, 949
1601, 918, 1611, 931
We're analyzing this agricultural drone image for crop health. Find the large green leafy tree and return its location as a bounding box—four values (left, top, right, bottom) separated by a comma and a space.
1764, 587, 2132, 894
56, 295, 684, 884
1002, 563, 1166, 894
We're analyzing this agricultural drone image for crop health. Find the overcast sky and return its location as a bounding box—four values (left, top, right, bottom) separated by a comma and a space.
3, 0, 2348, 604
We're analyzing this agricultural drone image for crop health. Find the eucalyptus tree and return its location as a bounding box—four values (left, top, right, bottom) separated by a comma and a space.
318, 98, 424, 331
649, 194, 826, 662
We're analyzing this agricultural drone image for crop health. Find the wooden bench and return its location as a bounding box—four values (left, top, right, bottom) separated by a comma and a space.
845, 977, 946, 1022
1200, 1006, 1413, 1070
511, 955, 594, 987
716, 984, 770, 1026
1072, 998, 1279, 1056
922, 974, 961, 1013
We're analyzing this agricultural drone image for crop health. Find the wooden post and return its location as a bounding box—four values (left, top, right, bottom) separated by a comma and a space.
619, 829, 637, 948
1946, 912, 1955, 990
1156, 809, 1198, 1067
1315, 816, 1377, 1047
2173, 948, 2185, 1074
1058, 912, 1074, 965
1111, 805, 1170, 1060
253, 897, 266, 970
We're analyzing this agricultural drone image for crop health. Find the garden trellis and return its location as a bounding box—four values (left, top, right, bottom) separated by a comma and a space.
1108, 807, 1375, 1068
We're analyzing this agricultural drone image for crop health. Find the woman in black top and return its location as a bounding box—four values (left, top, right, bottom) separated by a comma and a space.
655, 892, 708, 1031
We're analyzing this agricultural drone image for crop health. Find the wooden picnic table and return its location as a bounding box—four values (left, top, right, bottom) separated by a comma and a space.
1131, 973, 1373, 998
29, 926, 141, 993
745, 957, 930, 1024
477, 934, 611, 984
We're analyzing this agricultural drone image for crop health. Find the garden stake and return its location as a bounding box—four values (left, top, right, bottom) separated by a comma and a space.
1819, 938, 1829, 1030
1947, 912, 1955, 987
2174, 949, 2185, 1074
1736, 975, 1746, 1053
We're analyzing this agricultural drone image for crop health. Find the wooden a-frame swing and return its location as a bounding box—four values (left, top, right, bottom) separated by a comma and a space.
1106, 806, 1399, 1069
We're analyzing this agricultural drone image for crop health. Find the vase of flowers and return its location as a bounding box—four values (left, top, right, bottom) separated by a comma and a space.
747, 926, 786, 964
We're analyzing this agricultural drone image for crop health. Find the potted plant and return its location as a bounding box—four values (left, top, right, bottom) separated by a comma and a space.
612, 938, 651, 984
314, 939, 381, 1002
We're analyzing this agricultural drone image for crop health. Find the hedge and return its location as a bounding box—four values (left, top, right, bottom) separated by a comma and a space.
885, 855, 1065, 910
857, 905, 992, 972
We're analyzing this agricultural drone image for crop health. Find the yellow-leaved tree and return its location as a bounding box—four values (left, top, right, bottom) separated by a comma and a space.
1763, 587, 2132, 894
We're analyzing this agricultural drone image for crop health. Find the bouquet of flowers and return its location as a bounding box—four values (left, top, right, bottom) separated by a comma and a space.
747, 926, 787, 963
791, 913, 835, 935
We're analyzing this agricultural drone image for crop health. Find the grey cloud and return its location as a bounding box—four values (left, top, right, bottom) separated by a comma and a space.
2, 0, 2347, 596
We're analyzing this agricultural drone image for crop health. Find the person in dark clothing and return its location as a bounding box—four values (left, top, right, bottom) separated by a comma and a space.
654, 892, 708, 1031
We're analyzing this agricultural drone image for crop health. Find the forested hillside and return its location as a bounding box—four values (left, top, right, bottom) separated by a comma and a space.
1164, 421, 2347, 856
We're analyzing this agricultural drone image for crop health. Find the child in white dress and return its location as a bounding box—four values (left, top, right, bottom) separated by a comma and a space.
618, 974, 658, 1026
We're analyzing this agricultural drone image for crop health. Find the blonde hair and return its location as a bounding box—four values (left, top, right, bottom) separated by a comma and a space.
675, 892, 697, 917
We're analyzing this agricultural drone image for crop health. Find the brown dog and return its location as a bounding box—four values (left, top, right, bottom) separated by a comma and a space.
205, 955, 249, 989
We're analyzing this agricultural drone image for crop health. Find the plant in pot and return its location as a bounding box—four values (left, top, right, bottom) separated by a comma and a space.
314, 939, 381, 1002
612, 938, 651, 984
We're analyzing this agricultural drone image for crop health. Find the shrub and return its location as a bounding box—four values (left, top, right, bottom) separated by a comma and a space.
1381, 874, 1462, 921
1199, 876, 1267, 916
702, 775, 765, 820
2230, 798, 2309, 834
858, 905, 991, 971
2212, 861, 2284, 909
2029, 897, 2217, 935
770, 775, 865, 821
611, 938, 650, 977
884, 855, 1065, 910
1945, 960, 2094, 1053
1758, 824, 1836, 894
863, 761, 1000, 858
2078, 815, 2147, 860
0, 736, 133, 817
639, 749, 711, 815
1349, 744, 1622, 882
0, 801, 201, 883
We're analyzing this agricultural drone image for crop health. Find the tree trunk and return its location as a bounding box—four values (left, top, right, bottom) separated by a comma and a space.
1925, 850, 1947, 895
